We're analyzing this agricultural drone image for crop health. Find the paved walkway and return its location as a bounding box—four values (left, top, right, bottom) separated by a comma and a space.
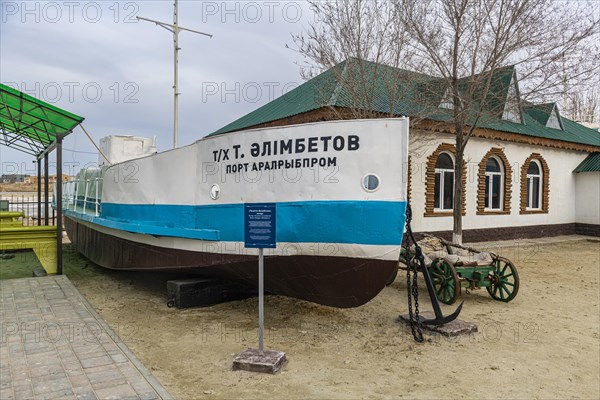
0, 275, 172, 400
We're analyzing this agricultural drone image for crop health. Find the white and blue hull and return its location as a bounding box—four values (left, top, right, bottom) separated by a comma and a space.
65, 118, 409, 307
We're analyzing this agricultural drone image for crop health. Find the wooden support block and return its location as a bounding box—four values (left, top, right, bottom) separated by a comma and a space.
167, 278, 257, 308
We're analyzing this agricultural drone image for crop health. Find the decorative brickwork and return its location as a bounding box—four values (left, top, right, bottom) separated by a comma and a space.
424, 143, 467, 217
520, 153, 550, 214
476, 148, 512, 215
414, 119, 600, 153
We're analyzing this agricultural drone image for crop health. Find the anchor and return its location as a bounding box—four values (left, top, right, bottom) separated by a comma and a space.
403, 203, 462, 333
413, 242, 463, 325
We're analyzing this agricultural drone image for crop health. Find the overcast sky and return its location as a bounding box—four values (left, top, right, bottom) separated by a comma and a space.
1, 0, 314, 176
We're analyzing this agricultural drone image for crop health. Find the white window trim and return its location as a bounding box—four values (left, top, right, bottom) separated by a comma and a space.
526, 160, 543, 210
484, 156, 504, 212
433, 152, 455, 212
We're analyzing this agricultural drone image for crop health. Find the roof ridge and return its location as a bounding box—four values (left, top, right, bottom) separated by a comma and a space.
327, 59, 348, 106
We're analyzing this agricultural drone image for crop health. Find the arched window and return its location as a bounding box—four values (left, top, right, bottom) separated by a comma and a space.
520, 154, 549, 214
526, 160, 542, 210
434, 153, 454, 210
477, 148, 512, 215
425, 143, 466, 217
485, 157, 504, 210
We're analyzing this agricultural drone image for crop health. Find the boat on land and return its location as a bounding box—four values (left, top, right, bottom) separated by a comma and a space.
63, 118, 409, 308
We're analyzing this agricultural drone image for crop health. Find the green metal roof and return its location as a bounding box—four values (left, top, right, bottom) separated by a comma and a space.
210, 59, 600, 149
574, 152, 600, 172
523, 102, 556, 125
0, 83, 84, 156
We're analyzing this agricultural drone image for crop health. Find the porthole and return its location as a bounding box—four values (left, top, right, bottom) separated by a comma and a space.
209, 184, 220, 200
362, 174, 380, 192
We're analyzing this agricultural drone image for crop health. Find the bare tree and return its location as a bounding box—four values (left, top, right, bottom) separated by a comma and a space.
290, 0, 414, 120
562, 86, 599, 124
397, 0, 599, 243
292, 0, 600, 244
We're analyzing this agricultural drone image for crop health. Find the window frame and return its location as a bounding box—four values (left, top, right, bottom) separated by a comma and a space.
425, 143, 466, 218
526, 160, 543, 210
484, 156, 504, 211
433, 152, 455, 212
519, 153, 549, 215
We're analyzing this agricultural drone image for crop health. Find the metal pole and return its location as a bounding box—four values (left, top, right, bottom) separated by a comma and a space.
173, 0, 179, 149
37, 160, 41, 226
136, 3, 211, 150
56, 135, 63, 275
44, 154, 49, 225
258, 248, 264, 354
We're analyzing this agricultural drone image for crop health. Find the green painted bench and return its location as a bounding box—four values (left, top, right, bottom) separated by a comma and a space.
0, 225, 58, 274
0, 211, 25, 227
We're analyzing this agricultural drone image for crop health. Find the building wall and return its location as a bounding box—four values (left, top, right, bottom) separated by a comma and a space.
231, 110, 599, 240
408, 130, 590, 237
575, 172, 600, 225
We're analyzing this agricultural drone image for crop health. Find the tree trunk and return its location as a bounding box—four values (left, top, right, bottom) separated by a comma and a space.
453, 137, 464, 244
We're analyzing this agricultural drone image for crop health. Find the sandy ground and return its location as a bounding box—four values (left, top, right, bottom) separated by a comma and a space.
1, 236, 599, 399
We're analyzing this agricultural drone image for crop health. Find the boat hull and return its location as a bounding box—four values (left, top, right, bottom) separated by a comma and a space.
65, 216, 397, 308
63, 118, 410, 308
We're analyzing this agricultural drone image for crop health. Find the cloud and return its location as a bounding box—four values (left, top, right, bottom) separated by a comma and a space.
1, 1, 311, 171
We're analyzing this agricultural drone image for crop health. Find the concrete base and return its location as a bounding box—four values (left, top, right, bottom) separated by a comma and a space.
398, 311, 478, 337
232, 348, 286, 374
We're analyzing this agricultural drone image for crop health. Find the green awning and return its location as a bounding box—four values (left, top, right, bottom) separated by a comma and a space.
0, 83, 84, 157
574, 152, 600, 172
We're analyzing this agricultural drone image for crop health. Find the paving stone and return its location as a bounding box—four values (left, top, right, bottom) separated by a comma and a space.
91, 377, 129, 391
41, 387, 75, 399
89, 372, 127, 389
138, 392, 160, 400
27, 352, 62, 367
0, 388, 15, 400
75, 392, 98, 400
32, 377, 71, 395
68, 373, 92, 388
131, 380, 155, 395
13, 385, 34, 399
3, 277, 171, 400
35, 371, 68, 383
63, 361, 84, 374
81, 355, 113, 369
109, 353, 128, 364
94, 383, 137, 400
10, 376, 31, 388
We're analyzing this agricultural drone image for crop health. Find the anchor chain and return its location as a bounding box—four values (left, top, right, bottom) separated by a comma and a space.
403, 203, 424, 342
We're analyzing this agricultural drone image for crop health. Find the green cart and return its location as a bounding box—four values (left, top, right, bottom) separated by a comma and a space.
399, 235, 519, 305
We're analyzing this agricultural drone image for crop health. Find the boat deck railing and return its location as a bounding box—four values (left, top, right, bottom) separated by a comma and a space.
62, 177, 102, 216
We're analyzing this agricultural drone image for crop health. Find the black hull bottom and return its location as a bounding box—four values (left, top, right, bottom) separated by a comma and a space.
65, 217, 397, 308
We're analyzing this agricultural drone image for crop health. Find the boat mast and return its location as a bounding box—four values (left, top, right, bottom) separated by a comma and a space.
137, 0, 212, 149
